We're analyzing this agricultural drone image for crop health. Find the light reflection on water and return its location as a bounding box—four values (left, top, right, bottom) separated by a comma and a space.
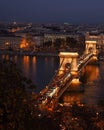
62, 62, 104, 105
1, 55, 104, 105
14, 55, 59, 93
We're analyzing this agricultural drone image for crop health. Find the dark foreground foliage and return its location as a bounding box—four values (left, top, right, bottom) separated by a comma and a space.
1, 59, 104, 130
0, 60, 59, 130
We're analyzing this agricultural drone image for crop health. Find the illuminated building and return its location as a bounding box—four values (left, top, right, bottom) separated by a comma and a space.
0, 36, 22, 50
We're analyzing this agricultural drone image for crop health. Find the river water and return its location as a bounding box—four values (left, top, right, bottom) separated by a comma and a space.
1, 54, 104, 105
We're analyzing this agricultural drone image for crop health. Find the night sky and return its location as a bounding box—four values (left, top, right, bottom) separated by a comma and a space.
0, 0, 104, 24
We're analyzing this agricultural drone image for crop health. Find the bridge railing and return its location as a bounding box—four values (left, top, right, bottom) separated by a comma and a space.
77, 53, 93, 71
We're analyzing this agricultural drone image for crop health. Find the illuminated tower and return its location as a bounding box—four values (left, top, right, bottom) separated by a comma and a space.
59, 52, 79, 75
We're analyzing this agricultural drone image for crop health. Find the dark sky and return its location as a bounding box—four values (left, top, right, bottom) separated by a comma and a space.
0, 0, 104, 24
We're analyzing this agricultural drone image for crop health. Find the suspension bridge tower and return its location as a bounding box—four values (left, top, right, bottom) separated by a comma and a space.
85, 40, 97, 62
59, 52, 79, 75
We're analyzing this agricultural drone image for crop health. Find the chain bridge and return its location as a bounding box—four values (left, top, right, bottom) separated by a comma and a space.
36, 40, 98, 111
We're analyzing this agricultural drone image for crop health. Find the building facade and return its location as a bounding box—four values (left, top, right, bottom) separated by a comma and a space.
0, 36, 22, 50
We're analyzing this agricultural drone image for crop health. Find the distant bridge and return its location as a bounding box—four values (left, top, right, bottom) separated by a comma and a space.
36, 40, 98, 110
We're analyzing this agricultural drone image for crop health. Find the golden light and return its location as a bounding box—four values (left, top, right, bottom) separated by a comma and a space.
5, 42, 9, 45
85, 65, 99, 81
85, 40, 97, 44
33, 56, 36, 64
72, 78, 80, 84
59, 52, 78, 57
20, 38, 27, 49
23, 56, 29, 63
26, 43, 29, 46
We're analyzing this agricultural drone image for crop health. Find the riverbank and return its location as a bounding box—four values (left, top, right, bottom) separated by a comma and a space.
0, 50, 59, 57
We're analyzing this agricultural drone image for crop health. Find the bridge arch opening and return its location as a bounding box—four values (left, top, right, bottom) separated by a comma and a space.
89, 47, 93, 53
65, 63, 71, 69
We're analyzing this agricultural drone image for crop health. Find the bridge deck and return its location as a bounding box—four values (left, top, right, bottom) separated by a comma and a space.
37, 53, 95, 109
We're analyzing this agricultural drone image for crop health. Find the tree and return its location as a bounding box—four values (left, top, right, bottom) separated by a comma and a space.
0, 60, 36, 129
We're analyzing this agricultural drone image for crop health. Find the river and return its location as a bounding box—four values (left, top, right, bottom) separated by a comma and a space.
1, 54, 104, 105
